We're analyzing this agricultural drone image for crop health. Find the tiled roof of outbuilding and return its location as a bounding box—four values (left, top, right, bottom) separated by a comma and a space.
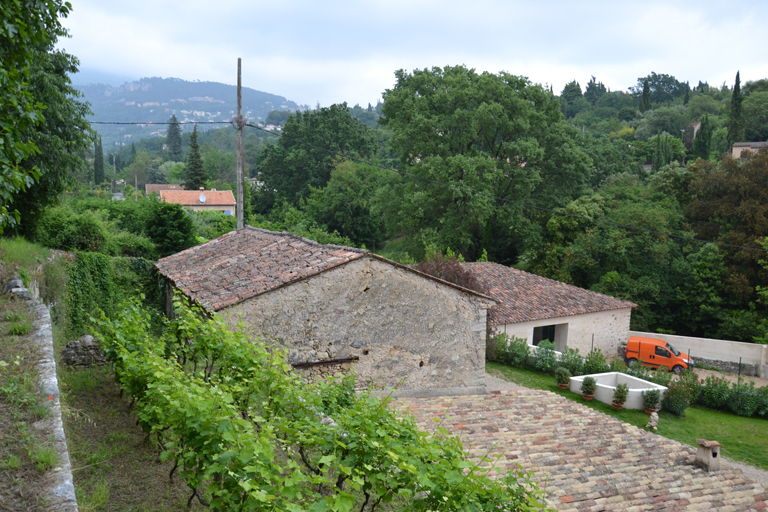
156, 227, 494, 312
155, 227, 366, 311
462, 262, 635, 325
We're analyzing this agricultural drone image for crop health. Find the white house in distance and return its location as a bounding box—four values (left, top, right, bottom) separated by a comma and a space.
462, 262, 636, 355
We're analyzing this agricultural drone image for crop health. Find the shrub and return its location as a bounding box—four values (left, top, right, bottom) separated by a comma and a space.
35, 206, 116, 254
145, 201, 197, 258
410, 250, 483, 293
112, 231, 157, 259
757, 386, 768, 418
613, 383, 629, 405
496, 336, 530, 368
555, 366, 571, 386
581, 376, 597, 395
583, 348, 609, 374
662, 370, 697, 416
609, 358, 628, 372
558, 347, 584, 376
641, 388, 661, 410
728, 378, 762, 417
532, 340, 557, 374
699, 375, 731, 410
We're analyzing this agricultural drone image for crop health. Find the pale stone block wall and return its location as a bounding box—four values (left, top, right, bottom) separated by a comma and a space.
496, 308, 633, 356
221, 256, 494, 397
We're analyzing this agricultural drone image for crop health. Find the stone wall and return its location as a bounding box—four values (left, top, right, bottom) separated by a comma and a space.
497, 308, 633, 356
222, 256, 494, 397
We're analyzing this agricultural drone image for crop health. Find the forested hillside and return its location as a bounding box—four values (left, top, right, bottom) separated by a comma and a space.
77, 77, 304, 147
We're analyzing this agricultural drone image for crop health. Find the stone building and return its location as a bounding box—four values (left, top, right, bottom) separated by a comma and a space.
155, 227, 495, 397
462, 262, 635, 355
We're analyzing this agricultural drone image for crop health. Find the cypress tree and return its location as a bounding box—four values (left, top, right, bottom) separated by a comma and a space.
692, 114, 712, 160
640, 79, 651, 113
683, 87, 690, 106
727, 71, 745, 147
166, 114, 183, 161
94, 136, 104, 185
185, 124, 206, 190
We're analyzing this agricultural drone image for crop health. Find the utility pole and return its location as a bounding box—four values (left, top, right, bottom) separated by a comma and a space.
236, 58, 245, 230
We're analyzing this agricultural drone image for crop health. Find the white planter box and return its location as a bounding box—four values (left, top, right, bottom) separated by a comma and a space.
569, 372, 667, 410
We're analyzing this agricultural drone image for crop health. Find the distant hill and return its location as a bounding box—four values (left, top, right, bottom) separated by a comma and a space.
78, 77, 305, 148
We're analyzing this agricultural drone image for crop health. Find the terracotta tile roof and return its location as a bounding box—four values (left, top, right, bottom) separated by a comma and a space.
159, 189, 235, 207
145, 184, 184, 195
462, 262, 635, 325
156, 227, 494, 312
397, 390, 767, 511
156, 227, 366, 310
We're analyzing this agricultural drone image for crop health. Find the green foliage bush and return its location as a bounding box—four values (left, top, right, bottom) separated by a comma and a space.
583, 348, 609, 374
555, 366, 571, 386
581, 376, 597, 395
728, 378, 762, 417
662, 370, 697, 416
493, 335, 531, 368
699, 375, 731, 410
532, 340, 558, 374
145, 201, 196, 258
558, 347, 584, 376
36, 206, 115, 254
94, 296, 546, 511
190, 210, 236, 241
613, 383, 629, 405
641, 389, 661, 410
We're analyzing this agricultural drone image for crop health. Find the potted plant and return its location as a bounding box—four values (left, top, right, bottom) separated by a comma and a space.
641, 389, 661, 414
555, 367, 571, 389
612, 383, 629, 409
581, 376, 596, 401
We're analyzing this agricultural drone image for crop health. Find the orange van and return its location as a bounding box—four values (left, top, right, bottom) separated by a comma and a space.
624, 336, 694, 374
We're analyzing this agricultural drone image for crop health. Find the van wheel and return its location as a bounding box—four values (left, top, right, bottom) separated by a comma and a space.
672, 365, 684, 374
627, 358, 638, 367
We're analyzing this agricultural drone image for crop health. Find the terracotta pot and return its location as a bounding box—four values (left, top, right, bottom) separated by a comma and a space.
644, 408, 657, 415
612, 401, 624, 410
583, 394, 594, 401
557, 383, 569, 389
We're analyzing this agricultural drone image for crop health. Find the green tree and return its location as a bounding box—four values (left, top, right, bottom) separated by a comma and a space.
0, 0, 73, 230
651, 133, 685, 170
166, 114, 182, 161
304, 161, 385, 248
560, 80, 590, 118
636, 72, 686, 104
145, 201, 197, 257
256, 103, 377, 203
691, 113, 713, 160
94, 136, 104, 185
185, 124, 206, 190
640, 79, 651, 112
377, 65, 592, 262
264, 110, 290, 126
727, 71, 745, 147
584, 76, 607, 105
5, 47, 91, 237
743, 91, 768, 142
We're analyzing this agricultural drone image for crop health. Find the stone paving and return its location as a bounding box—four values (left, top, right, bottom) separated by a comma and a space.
396, 389, 767, 511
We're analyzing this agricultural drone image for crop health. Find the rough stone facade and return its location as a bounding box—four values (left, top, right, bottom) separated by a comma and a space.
222, 256, 494, 397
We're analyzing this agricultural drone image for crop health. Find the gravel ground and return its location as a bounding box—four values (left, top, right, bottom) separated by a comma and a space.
483, 371, 768, 489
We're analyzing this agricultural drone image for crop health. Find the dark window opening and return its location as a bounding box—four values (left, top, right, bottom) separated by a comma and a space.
533, 325, 556, 346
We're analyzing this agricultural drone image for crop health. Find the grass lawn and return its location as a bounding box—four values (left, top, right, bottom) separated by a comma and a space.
487, 361, 768, 472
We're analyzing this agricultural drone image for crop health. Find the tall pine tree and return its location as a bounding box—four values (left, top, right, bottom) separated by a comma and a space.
692, 113, 713, 161
94, 136, 104, 185
166, 114, 182, 161
640, 79, 651, 113
727, 71, 745, 147
185, 124, 206, 190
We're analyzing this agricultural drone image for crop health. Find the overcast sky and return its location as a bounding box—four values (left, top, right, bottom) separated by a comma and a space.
60, 0, 768, 107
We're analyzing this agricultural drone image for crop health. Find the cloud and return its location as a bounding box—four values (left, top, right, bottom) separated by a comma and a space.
59, 0, 768, 106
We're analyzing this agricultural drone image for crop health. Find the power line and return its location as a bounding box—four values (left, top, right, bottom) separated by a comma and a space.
88, 119, 767, 253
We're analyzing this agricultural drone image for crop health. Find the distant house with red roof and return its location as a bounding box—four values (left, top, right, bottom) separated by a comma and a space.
159, 188, 236, 215
462, 262, 635, 355
155, 227, 496, 396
